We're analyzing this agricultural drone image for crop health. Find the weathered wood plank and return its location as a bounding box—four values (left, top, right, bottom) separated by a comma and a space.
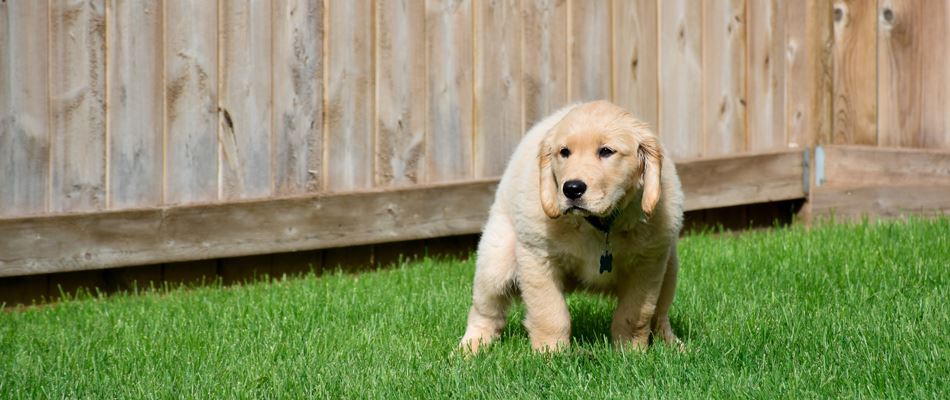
107, 0, 163, 209
812, 184, 950, 220
877, 0, 920, 147
702, 0, 746, 156
273, 0, 324, 194
786, 0, 834, 148
165, 0, 218, 205
613, 0, 658, 129
219, 0, 272, 200
677, 150, 806, 211
0, 0, 49, 217
0, 180, 500, 277
0, 151, 812, 277
474, 0, 522, 178
49, 0, 107, 212
376, 0, 426, 186
918, 0, 950, 149
659, 0, 704, 159
523, 0, 568, 130
748, 0, 787, 151
818, 145, 950, 187
325, 0, 374, 191
569, 0, 609, 102
832, 0, 877, 145
426, 0, 473, 182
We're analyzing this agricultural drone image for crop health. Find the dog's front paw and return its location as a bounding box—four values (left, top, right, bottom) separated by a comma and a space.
529, 334, 570, 353
458, 332, 497, 355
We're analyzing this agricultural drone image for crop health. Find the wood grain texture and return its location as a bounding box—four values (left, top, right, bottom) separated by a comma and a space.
832, 0, 877, 145
0, 180, 500, 277
0, 151, 814, 277
877, 0, 920, 147
919, 0, 950, 149
523, 0, 568, 130
0, 0, 49, 217
107, 0, 163, 209
49, 0, 107, 212
747, 0, 787, 151
877, 0, 950, 149
219, 0, 272, 200
702, 0, 746, 156
273, 0, 323, 194
677, 150, 806, 211
326, 0, 374, 191
659, 0, 704, 159
812, 184, 950, 220
613, 0, 658, 129
819, 145, 950, 187
474, 0, 522, 178
426, 0, 473, 182
786, 0, 834, 147
569, 0, 609, 102
376, 0, 426, 186
165, 0, 218, 205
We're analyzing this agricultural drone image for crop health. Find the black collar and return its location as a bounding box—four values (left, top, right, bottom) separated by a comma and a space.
584, 214, 615, 234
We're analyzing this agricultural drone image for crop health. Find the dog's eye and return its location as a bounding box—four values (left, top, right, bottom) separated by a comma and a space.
559, 147, 571, 158
598, 147, 615, 158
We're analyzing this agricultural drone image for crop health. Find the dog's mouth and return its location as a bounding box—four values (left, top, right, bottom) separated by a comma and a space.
566, 205, 590, 216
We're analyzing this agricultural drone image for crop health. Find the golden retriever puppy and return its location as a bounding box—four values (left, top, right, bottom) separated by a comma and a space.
460, 100, 684, 353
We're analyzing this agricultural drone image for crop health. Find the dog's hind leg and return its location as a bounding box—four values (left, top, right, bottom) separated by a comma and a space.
460, 212, 517, 354
651, 243, 681, 348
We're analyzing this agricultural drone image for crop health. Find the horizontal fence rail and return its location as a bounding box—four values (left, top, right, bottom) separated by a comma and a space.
0, 151, 808, 277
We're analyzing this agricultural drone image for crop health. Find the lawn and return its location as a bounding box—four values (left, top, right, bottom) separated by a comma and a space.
2, 218, 949, 398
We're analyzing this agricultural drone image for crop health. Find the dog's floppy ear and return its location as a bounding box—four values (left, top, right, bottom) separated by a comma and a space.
638, 134, 662, 216
538, 136, 560, 219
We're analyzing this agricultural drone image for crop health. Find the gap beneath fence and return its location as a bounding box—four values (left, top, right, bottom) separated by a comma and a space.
1, 200, 803, 308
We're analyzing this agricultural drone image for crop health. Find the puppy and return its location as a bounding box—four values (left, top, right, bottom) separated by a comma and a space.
460, 100, 684, 353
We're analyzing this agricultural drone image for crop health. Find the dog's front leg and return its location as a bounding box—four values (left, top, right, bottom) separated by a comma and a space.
517, 246, 570, 352
611, 256, 668, 350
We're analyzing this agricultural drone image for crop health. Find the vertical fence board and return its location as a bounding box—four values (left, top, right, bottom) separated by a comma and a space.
748, 0, 787, 151
165, 0, 218, 205
376, 0, 426, 186
523, 0, 567, 130
426, 0, 473, 182
49, 0, 106, 212
918, 0, 949, 149
219, 0, 272, 199
877, 0, 920, 147
786, 0, 834, 147
569, 0, 609, 102
326, 0, 373, 191
0, 1, 49, 217
107, 0, 163, 209
613, 0, 658, 129
273, 0, 323, 194
832, 0, 877, 145
475, 0, 522, 178
703, 0, 746, 157
660, 0, 703, 159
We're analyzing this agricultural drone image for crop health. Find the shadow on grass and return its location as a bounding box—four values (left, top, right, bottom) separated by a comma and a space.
494, 296, 698, 349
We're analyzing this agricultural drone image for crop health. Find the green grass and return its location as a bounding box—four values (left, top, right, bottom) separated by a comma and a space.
2, 218, 949, 398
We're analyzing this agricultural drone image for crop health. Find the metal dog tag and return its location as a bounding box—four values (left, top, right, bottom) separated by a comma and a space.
599, 251, 613, 274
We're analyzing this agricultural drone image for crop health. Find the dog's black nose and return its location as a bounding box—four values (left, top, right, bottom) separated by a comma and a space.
562, 180, 587, 200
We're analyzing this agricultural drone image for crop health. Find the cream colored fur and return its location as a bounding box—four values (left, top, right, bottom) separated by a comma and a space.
460, 101, 684, 353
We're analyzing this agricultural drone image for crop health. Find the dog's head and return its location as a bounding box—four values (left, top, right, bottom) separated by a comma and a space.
538, 101, 662, 219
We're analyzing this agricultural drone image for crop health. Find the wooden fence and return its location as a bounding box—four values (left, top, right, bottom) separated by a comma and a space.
1, 0, 949, 278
